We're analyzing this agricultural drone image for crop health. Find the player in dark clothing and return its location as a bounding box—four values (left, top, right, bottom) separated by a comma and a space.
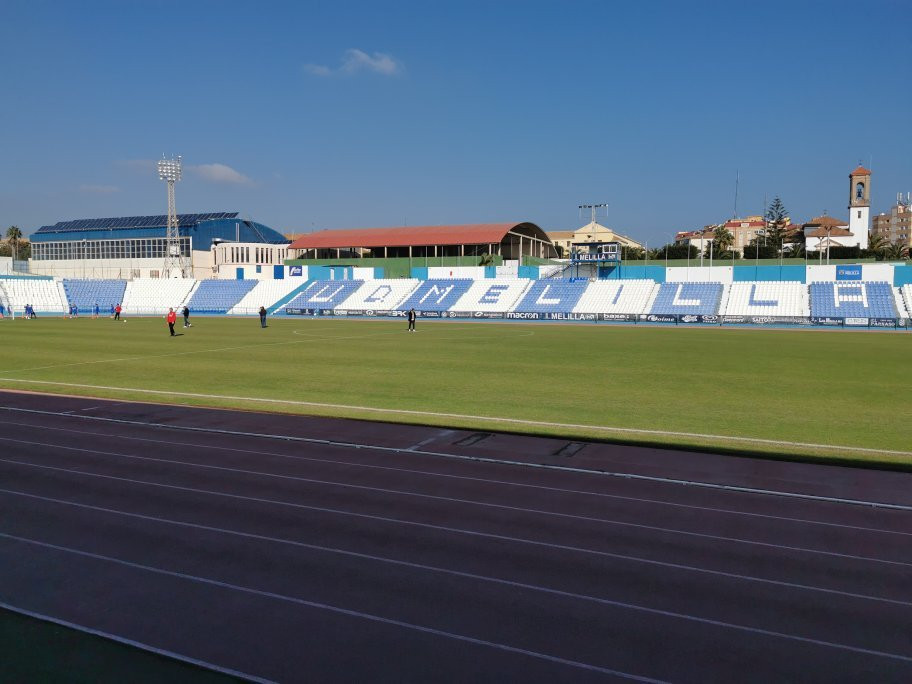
259, 306, 267, 328
182, 305, 191, 328
407, 308, 417, 332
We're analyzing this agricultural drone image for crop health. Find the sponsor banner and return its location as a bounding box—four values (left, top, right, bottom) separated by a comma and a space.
679, 314, 720, 324
288, 265, 304, 277
506, 311, 543, 320
843, 317, 869, 327
418, 310, 442, 318
571, 253, 619, 263
744, 315, 812, 326
869, 318, 897, 328
441, 311, 473, 319
722, 315, 747, 324
285, 307, 318, 316
638, 314, 677, 323
546, 312, 596, 321
836, 265, 862, 281
472, 311, 504, 319
811, 316, 842, 326
598, 313, 636, 322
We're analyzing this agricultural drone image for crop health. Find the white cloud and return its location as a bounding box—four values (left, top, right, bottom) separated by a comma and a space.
189, 163, 253, 185
304, 49, 402, 77
79, 184, 120, 194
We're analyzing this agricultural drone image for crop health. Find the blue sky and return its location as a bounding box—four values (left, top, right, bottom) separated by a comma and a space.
2, 0, 910, 245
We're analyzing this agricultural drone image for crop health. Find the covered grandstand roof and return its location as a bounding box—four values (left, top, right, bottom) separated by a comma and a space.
31, 213, 289, 245
289, 223, 548, 249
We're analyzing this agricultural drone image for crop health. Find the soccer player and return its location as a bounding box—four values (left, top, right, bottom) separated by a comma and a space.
114, 304, 121, 321
183, 305, 191, 328
166, 308, 177, 336
259, 306, 267, 328
407, 307, 417, 332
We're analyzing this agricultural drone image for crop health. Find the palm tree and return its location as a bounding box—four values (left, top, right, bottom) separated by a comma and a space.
867, 233, 888, 260
5, 226, 22, 261
712, 225, 734, 256
884, 241, 910, 261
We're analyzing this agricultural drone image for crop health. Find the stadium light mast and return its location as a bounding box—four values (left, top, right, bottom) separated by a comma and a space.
158, 155, 186, 278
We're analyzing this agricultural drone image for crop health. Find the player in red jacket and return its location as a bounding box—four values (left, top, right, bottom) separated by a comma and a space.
166, 308, 177, 336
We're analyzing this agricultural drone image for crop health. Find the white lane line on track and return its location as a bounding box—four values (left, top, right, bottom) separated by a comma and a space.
1, 495, 911, 665
407, 429, 455, 451
0, 436, 906, 568
0, 531, 667, 683
1, 403, 910, 512
0, 377, 908, 459
3, 417, 906, 537
0, 601, 275, 684
1, 466, 909, 609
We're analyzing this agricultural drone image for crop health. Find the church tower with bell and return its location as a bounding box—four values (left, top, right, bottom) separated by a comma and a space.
848, 164, 871, 248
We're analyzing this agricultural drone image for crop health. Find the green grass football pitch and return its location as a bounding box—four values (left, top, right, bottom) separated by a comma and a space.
0, 315, 908, 466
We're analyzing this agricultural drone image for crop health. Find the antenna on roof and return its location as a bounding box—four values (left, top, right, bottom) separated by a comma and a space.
578, 203, 607, 225
733, 170, 739, 219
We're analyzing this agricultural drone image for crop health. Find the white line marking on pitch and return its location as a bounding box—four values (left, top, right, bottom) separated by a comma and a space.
0, 377, 908, 458
0, 416, 906, 537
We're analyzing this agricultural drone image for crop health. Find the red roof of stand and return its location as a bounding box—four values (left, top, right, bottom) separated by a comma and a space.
289, 223, 528, 249
850, 165, 872, 176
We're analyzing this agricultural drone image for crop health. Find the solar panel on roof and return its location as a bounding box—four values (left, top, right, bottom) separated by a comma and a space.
34, 212, 240, 234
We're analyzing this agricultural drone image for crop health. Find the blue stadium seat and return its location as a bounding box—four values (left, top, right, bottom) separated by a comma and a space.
809, 282, 897, 318
63, 279, 127, 313
650, 282, 723, 315
285, 280, 365, 309
188, 279, 258, 314
397, 280, 474, 311
512, 280, 587, 313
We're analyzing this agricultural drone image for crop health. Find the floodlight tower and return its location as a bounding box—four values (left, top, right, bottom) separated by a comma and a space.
158, 155, 186, 278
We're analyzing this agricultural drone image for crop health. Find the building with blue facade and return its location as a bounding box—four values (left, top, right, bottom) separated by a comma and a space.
30, 213, 289, 279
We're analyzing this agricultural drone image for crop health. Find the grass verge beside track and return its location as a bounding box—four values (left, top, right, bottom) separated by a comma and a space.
0, 316, 908, 466
0, 608, 242, 683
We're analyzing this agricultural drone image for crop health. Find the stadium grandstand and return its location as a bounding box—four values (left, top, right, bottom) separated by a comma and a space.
2, 271, 911, 324
288, 223, 558, 261
29, 213, 289, 280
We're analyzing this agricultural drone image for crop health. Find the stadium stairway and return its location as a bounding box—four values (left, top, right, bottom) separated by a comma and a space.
230, 279, 312, 315
268, 281, 318, 314
902, 285, 912, 319
892, 286, 909, 319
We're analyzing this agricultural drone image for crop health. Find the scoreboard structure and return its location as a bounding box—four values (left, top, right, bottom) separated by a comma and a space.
569, 241, 621, 279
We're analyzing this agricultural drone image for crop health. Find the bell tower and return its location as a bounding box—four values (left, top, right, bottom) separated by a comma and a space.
848, 164, 871, 248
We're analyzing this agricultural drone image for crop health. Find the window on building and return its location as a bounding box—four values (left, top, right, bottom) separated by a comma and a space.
856, 182, 864, 199
858, 211, 862, 219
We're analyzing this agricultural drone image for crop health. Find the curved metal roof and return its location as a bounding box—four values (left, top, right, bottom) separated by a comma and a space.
289, 222, 550, 249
